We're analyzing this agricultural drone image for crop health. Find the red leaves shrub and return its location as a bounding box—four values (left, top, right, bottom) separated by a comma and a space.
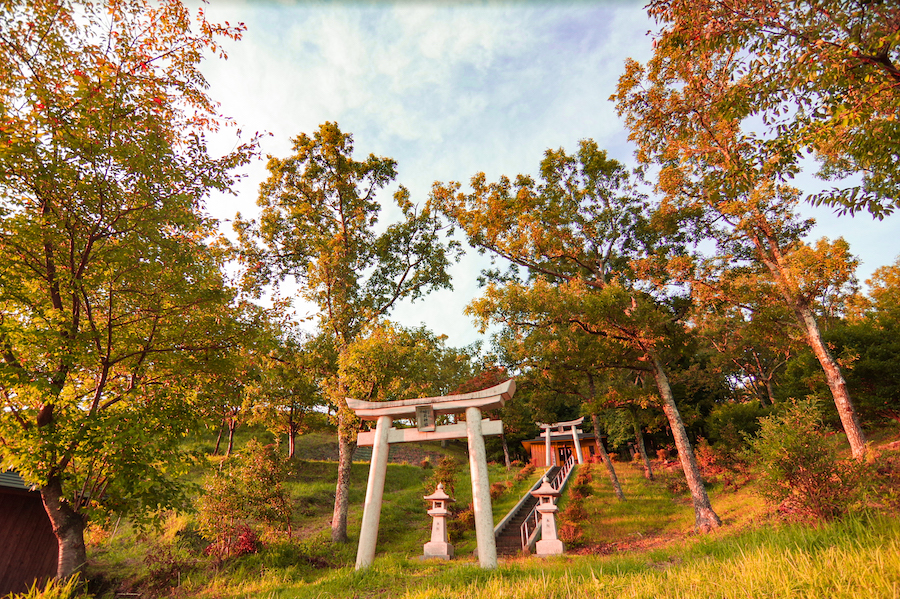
695, 437, 751, 492
490, 482, 507, 499
570, 465, 594, 498
203, 524, 258, 560
233, 526, 259, 556
557, 521, 582, 544
514, 462, 536, 482
557, 500, 587, 547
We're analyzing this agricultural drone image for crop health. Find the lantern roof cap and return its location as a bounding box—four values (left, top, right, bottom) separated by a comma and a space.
531, 476, 560, 498
424, 483, 453, 502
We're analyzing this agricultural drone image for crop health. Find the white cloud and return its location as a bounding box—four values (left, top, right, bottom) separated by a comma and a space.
192, 1, 896, 350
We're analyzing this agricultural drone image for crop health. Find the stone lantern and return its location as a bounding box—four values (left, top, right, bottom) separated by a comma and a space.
530, 476, 564, 556
423, 483, 454, 560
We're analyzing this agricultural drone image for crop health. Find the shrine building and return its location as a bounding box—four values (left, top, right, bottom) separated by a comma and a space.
521, 426, 598, 468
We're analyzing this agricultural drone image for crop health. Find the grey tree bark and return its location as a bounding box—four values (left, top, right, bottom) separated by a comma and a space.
649, 353, 721, 532
591, 413, 626, 501
331, 414, 356, 543
41, 475, 86, 580
629, 407, 654, 480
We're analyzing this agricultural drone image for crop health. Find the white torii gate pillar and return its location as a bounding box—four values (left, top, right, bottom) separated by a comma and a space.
571, 425, 584, 464
542, 426, 553, 466
349, 379, 515, 570
466, 406, 496, 568
355, 414, 392, 569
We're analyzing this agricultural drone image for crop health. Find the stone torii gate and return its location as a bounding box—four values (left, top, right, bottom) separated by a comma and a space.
537, 417, 585, 466
347, 379, 515, 570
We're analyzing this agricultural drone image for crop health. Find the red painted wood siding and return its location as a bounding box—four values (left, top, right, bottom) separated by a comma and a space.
0, 489, 58, 595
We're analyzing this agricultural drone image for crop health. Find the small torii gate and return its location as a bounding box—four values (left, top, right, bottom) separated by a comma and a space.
348, 379, 515, 570
537, 417, 585, 467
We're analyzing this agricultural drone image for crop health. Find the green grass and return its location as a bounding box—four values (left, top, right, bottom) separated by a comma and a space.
83, 432, 900, 599
177, 513, 900, 599
569, 461, 769, 549
490, 465, 546, 523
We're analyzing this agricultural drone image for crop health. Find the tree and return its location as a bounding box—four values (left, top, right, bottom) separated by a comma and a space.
454, 364, 534, 467
692, 263, 804, 407
641, 0, 900, 218
248, 326, 331, 459
434, 140, 722, 532
0, 0, 254, 579
493, 315, 628, 498
615, 31, 870, 458
237, 122, 460, 542
340, 321, 476, 405
816, 257, 900, 425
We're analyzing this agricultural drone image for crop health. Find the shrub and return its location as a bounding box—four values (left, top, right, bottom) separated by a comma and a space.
695, 438, 751, 491
143, 543, 197, 593
238, 440, 293, 538
655, 466, 689, 496
514, 462, 536, 482
196, 439, 292, 560
424, 456, 458, 499
569, 467, 593, 498
750, 398, 862, 521
868, 450, 900, 512
489, 481, 507, 499
706, 401, 771, 450
558, 501, 587, 547
557, 521, 582, 545
448, 504, 475, 542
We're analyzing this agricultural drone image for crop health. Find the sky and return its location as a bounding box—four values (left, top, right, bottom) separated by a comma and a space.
195, 0, 898, 350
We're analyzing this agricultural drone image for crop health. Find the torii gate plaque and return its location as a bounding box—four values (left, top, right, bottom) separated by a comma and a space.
347, 379, 515, 570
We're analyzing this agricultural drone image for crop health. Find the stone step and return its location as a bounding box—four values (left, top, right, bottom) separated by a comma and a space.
493, 464, 565, 554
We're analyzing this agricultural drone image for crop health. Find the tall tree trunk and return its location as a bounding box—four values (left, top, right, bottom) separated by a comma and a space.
288, 429, 296, 459
795, 303, 867, 459
288, 407, 297, 459
213, 419, 224, 456
649, 352, 721, 532
590, 413, 625, 501
331, 423, 356, 543
500, 432, 511, 470
41, 475, 86, 580
629, 407, 654, 480
754, 382, 771, 408
756, 233, 866, 459
764, 377, 777, 407
226, 419, 237, 457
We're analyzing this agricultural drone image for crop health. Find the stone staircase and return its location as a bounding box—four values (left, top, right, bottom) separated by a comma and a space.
494, 465, 560, 556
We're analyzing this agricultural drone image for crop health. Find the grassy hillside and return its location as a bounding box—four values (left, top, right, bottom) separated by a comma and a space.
72, 428, 900, 599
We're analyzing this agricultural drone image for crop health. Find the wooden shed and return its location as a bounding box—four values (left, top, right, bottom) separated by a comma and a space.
521, 431, 598, 468
0, 471, 58, 595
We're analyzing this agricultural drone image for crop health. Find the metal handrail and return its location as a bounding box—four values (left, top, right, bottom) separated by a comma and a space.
518, 454, 575, 550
